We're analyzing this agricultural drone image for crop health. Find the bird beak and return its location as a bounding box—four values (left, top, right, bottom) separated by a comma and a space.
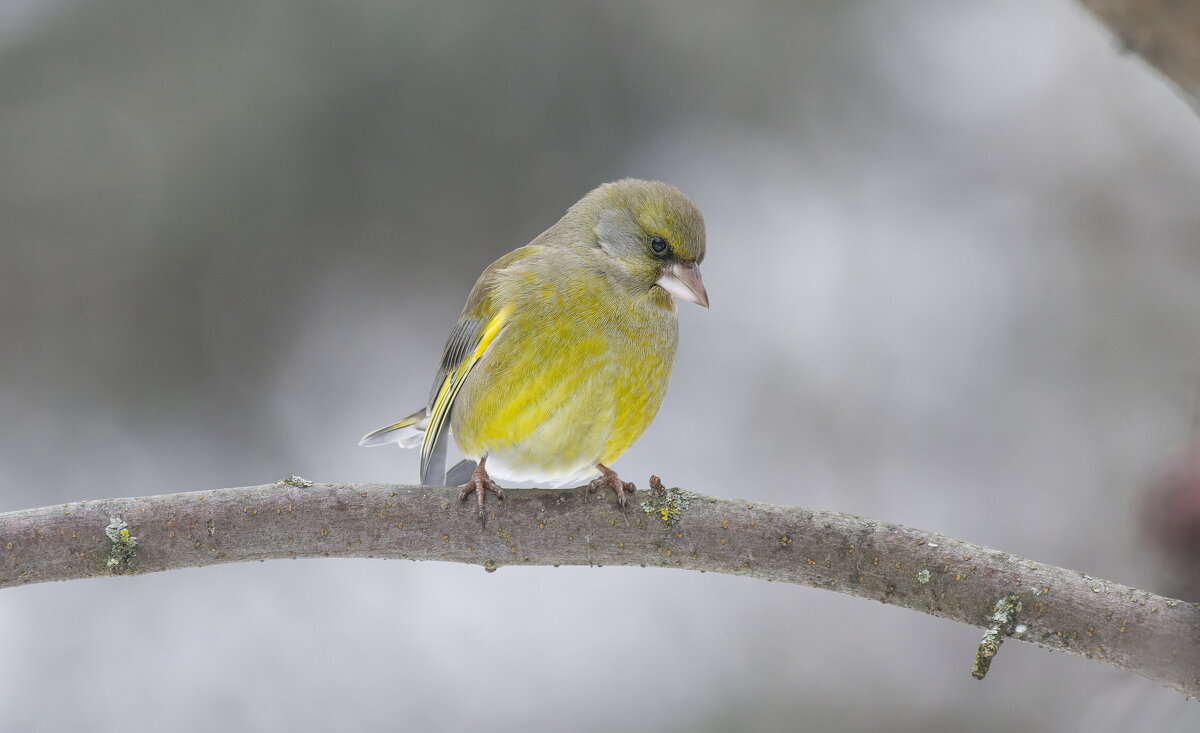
655, 262, 709, 308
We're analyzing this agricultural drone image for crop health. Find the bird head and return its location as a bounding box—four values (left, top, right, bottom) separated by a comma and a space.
581, 179, 708, 308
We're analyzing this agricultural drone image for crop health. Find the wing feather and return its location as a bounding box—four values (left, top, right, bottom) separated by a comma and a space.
408, 245, 541, 485
419, 302, 515, 484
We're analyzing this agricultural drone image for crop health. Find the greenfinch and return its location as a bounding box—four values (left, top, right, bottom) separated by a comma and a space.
360, 179, 708, 513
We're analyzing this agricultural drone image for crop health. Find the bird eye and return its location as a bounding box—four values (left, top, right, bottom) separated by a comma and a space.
649, 236, 668, 255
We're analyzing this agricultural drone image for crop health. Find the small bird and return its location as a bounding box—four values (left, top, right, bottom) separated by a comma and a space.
360, 179, 708, 514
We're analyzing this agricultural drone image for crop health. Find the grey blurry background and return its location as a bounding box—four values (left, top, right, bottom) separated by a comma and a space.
2, 1, 1199, 731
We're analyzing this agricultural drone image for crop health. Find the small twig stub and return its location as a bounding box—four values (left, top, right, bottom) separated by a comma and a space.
972, 595, 1023, 680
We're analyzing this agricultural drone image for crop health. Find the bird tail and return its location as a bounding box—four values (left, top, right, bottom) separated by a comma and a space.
444, 459, 477, 486
358, 408, 428, 449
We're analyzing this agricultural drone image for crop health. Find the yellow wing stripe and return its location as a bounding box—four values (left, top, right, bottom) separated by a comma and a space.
421, 303, 515, 472
472, 303, 513, 361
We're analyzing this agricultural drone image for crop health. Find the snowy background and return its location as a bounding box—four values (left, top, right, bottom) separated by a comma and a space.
2, 1, 1199, 731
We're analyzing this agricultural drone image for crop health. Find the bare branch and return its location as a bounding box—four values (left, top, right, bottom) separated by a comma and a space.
1080, 0, 1200, 111
2, 479, 1198, 695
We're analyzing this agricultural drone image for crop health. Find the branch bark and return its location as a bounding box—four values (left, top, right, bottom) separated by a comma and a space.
2, 479, 1198, 695
1080, 0, 1200, 110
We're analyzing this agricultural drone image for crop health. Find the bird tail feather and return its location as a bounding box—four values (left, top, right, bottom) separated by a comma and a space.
358, 408, 427, 449
444, 459, 477, 486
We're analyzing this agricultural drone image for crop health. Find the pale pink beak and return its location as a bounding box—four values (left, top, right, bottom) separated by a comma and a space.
655, 262, 709, 308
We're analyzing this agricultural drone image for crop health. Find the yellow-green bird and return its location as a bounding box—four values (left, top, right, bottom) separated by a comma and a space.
359, 179, 708, 513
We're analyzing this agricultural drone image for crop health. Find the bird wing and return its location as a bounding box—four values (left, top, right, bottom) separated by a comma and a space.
420, 303, 513, 484
419, 246, 541, 485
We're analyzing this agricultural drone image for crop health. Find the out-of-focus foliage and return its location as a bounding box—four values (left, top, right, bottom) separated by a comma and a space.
2, 1, 1199, 731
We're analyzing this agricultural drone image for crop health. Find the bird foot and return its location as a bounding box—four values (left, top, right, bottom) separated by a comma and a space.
459, 461, 504, 518
587, 464, 636, 508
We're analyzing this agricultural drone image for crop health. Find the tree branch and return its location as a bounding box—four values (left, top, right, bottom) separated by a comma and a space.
1080, 0, 1200, 111
2, 478, 1198, 695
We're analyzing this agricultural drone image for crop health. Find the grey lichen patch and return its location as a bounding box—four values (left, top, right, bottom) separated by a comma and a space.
276, 475, 314, 488
972, 595, 1023, 680
916, 569, 932, 585
105, 517, 138, 573
640, 477, 690, 525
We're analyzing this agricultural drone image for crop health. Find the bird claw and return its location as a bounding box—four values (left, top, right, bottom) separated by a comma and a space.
459, 462, 504, 519
588, 464, 636, 508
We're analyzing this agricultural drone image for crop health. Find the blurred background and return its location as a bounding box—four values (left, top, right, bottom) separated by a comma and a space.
2, 1, 1199, 730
